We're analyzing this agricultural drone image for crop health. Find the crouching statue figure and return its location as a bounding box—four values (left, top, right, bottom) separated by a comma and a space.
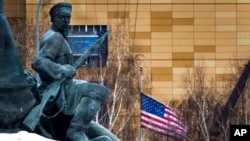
0, 0, 120, 141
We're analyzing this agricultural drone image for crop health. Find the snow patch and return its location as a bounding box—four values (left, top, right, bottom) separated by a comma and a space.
0, 131, 56, 141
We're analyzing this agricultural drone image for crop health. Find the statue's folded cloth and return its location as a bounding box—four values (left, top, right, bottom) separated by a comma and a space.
0, 0, 35, 128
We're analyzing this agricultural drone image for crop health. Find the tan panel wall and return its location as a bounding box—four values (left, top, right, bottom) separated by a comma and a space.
4, 0, 25, 18
25, 0, 250, 104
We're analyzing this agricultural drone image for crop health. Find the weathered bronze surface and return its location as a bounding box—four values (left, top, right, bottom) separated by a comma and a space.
0, 0, 35, 128
0, 1, 119, 140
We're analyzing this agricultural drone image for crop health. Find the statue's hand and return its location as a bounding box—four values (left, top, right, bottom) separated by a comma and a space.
61, 64, 76, 78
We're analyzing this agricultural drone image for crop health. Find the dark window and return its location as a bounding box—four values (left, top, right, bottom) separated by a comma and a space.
67, 25, 108, 67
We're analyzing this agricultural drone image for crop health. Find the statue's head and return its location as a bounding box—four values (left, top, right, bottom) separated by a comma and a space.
49, 2, 72, 35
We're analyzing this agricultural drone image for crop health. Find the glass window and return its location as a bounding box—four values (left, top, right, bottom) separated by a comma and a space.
67, 25, 108, 67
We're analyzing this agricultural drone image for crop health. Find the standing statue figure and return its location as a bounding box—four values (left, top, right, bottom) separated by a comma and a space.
28, 2, 119, 141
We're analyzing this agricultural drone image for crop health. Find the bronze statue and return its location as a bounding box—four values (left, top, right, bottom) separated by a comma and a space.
25, 2, 119, 141
0, 1, 119, 140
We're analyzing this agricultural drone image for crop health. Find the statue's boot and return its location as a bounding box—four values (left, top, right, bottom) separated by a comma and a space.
66, 88, 109, 141
90, 136, 112, 141
66, 97, 103, 141
87, 121, 120, 141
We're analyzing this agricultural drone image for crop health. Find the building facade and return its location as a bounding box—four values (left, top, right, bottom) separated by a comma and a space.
5, 0, 250, 105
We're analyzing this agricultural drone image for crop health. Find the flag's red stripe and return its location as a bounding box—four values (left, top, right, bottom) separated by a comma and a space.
141, 118, 186, 137
163, 112, 186, 128
164, 107, 186, 128
141, 122, 185, 140
141, 111, 186, 135
164, 107, 181, 120
141, 111, 186, 132
141, 117, 186, 137
141, 117, 174, 132
141, 116, 186, 134
163, 113, 186, 128
141, 124, 179, 138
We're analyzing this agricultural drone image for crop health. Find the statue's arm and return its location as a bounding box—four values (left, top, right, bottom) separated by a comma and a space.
32, 33, 65, 81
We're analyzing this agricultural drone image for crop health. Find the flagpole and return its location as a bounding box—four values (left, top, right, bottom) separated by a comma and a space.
139, 65, 143, 141
140, 66, 143, 93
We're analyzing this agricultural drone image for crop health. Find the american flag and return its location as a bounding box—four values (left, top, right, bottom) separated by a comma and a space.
140, 93, 187, 140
